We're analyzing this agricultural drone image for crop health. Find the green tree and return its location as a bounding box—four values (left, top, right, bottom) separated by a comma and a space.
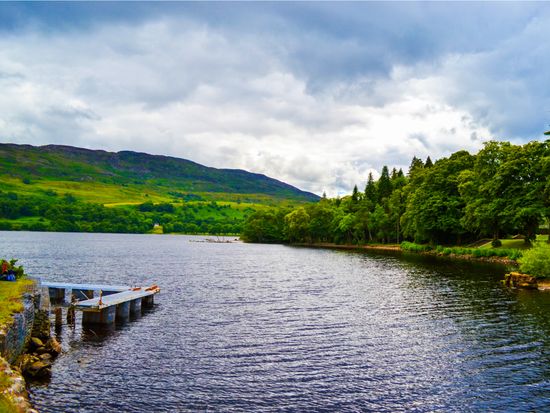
459, 141, 513, 240
364, 172, 377, 209
377, 166, 392, 203
403, 151, 474, 244
519, 242, 550, 278
284, 207, 311, 243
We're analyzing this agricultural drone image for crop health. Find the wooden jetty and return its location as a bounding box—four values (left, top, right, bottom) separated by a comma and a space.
41, 281, 160, 325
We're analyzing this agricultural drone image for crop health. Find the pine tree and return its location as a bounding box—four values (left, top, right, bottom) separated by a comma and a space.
364, 172, 377, 201
408, 156, 424, 176
425, 156, 433, 168
377, 166, 392, 202
351, 185, 359, 202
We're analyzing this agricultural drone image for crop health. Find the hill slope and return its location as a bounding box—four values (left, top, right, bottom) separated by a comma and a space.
0, 143, 319, 204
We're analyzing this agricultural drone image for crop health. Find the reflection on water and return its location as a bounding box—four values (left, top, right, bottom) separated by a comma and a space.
1, 231, 549, 412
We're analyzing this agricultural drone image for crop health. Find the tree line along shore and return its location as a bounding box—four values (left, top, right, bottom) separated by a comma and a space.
241, 140, 550, 279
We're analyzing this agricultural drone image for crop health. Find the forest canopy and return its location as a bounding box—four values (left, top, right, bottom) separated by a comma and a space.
242, 140, 550, 245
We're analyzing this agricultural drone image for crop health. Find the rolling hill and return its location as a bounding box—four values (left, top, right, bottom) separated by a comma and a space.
0, 143, 319, 205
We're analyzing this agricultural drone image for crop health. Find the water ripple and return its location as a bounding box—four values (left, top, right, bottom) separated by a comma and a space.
1, 232, 550, 412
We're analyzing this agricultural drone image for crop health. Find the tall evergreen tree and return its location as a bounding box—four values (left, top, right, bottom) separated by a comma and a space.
408, 156, 424, 177
425, 156, 433, 168
377, 166, 392, 202
351, 185, 359, 203
364, 172, 377, 202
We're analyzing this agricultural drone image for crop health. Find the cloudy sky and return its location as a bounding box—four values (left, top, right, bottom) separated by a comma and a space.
1, 2, 549, 196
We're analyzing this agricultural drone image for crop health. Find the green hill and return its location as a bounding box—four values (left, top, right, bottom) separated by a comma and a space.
0, 143, 318, 235
0, 143, 319, 205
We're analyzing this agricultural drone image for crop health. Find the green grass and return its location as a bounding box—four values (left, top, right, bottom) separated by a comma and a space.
0, 143, 319, 206
401, 241, 523, 260
0, 394, 17, 413
0, 375, 9, 388
2, 176, 310, 210
479, 239, 532, 250
0, 278, 34, 327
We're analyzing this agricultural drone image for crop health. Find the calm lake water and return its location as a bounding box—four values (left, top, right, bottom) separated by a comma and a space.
1, 231, 550, 412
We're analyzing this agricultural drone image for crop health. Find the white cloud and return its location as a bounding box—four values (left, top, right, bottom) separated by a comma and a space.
0, 6, 547, 197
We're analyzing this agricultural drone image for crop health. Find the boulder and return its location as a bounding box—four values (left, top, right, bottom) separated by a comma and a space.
30, 337, 44, 348
503, 272, 538, 289
18, 354, 39, 372
39, 353, 52, 362
35, 346, 49, 355
25, 361, 51, 379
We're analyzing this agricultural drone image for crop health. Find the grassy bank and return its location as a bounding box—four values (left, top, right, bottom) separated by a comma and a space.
0, 278, 33, 413
0, 279, 33, 327
292, 239, 527, 266
400, 241, 523, 260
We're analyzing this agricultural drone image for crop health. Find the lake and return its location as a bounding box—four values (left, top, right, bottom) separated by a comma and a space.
1, 231, 550, 412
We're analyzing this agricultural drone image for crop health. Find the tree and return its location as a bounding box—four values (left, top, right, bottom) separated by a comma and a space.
284, 207, 311, 243
307, 203, 336, 243
403, 151, 474, 244
364, 172, 377, 208
459, 141, 513, 240
425, 156, 433, 168
351, 185, 360, 203
377, 166, 392, 203
241, 209, 286, 243
408, 156, 424, 177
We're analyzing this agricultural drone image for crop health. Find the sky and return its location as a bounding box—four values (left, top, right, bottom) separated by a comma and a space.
0, 2, 549, 196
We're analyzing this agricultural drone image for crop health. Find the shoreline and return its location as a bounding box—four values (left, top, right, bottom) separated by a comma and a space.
292, 242, 518, 266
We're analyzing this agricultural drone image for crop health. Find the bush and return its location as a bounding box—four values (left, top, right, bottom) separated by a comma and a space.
491, 239, 502, 248
0, 259, 25, 280
400, 241, 432, 252
518, 243, 550, 278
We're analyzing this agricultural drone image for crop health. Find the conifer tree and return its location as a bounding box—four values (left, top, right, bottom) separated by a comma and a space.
425, 156, 433, 168
377, 166, 392, 202
364, 172, 377, 202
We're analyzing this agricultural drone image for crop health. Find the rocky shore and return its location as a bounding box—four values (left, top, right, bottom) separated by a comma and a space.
0, 283, 59, 412
503, 272, 550, 290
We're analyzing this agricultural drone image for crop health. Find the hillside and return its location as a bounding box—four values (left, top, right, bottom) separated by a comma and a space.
0, 143, 319, 205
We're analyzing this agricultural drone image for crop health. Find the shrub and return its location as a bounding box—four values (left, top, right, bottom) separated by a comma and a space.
491, 239, 502, 248
400, 241, 432, 252
508, 250, 523, 260
518, 243, 550, 278
0, 259, 25, 280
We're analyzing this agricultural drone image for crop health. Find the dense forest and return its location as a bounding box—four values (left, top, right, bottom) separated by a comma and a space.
0, 143, 317, 235
241, 140, 550, 245
0, 191, 254, 234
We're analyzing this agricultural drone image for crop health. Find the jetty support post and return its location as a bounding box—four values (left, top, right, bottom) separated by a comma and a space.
142, 295, 154, 307
130, 298, 142, 315
82, 306, 116, 325
116, 302, 131, 322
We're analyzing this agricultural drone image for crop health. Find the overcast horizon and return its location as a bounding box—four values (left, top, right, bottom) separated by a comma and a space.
1, 2, 549, 196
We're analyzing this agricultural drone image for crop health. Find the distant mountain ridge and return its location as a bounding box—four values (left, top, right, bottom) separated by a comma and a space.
0, 143, 319, 202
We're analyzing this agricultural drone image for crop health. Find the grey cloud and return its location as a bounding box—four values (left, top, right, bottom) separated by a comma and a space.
0, 3, 549, 196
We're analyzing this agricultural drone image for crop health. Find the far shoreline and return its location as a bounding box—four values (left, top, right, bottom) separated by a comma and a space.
291, 242, 518, 267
